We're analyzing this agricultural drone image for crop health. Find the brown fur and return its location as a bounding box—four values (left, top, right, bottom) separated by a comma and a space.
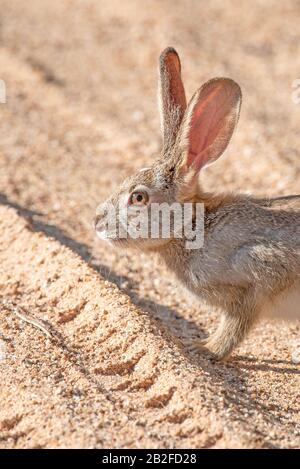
95, 48, 300, 360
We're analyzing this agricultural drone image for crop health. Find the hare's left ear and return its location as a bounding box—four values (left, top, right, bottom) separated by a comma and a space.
158, 47, 187, 151
178, 78, 241, 177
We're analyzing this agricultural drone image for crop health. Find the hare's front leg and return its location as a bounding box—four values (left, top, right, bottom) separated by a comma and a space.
195, 293, 259, 360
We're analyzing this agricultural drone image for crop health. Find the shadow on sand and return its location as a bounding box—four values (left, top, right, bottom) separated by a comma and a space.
1, 193, 298, 447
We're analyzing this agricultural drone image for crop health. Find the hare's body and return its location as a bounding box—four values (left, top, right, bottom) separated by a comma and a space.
162, 195, 300, 295
158, 194, 300, 358
95, 47, 300, 360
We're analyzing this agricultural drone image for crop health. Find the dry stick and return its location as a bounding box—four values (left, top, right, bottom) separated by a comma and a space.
2, 299, 53, 339
2, 300, 115, 399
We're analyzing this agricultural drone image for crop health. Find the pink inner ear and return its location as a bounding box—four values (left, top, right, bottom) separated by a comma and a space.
165, 52, 187, 113
186, 80, 240, 172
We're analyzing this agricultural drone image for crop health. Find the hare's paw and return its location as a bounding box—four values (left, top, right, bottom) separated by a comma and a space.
189, 334, 230, 361
202, 335, 232, 361
188, 337, 226, 361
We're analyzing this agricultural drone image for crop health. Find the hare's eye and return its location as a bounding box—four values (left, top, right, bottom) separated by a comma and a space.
129, 191, 149, 206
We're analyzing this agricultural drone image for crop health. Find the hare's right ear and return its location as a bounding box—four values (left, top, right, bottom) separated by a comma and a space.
158, 47, 187, 151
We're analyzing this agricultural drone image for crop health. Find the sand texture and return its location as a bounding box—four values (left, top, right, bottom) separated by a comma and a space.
0, 0, 299, 448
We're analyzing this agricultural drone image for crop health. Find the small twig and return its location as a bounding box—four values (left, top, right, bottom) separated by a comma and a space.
2, 299, 53, 339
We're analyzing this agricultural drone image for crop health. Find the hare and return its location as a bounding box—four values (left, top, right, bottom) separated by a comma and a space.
95, 47, 300, 360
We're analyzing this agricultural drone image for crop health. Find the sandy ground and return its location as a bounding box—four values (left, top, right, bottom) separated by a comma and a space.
0, 0, 299, 448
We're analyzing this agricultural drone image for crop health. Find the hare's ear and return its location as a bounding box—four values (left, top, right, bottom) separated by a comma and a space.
158, 47, 187, 151
178, 78, 241, 177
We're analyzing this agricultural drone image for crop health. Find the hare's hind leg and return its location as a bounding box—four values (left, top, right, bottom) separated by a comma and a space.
263, 283, 300, 321
194, 291, 259, 361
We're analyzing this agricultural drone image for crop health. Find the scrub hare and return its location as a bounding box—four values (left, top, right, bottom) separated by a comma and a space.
95, 47, 300, 360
